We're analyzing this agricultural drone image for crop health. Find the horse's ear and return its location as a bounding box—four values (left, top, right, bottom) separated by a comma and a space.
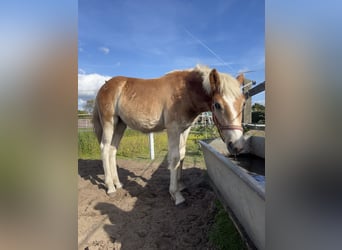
236, 73, 245, 85
209, 69, 220, 94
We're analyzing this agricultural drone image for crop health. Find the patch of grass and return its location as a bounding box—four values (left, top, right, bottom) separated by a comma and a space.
78, 130, 100, 159
78, 127, 216, 164
117, 130, 168, 160
209, 200, 247, 250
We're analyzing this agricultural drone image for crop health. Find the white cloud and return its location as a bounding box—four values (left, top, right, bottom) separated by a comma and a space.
78, 72, 111, 98
78, 98, 86, 110
99, 46, 110, 54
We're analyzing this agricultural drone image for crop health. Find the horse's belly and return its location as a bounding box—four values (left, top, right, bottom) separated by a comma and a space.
120, 113, 165, 133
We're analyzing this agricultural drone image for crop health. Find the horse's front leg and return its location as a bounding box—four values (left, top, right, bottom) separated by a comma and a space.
167, 130, 185, 205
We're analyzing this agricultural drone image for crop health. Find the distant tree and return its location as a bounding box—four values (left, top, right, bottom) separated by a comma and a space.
252, 103, 265, 112
252, 103, 265, 124
83, 99, 95, 114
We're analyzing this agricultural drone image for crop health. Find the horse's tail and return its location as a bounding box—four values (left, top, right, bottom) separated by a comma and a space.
92, 99, 102, 144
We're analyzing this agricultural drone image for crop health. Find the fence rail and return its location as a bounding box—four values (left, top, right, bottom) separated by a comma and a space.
78, 118, 93, 129
242, 80, 266, 129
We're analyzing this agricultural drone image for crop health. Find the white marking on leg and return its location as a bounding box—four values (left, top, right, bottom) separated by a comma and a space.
176, 160, 186, 192
109, 120, 126, 189
167, 131, 185, 205
101, 124, 116, 194
176, 127, 190, 192
102, 144, 116, 193
109, 146, 122, 188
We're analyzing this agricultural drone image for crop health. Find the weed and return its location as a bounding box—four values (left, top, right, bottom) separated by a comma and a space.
209, 200, 247, 250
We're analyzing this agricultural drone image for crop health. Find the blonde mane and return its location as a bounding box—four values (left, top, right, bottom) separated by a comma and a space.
193, 64, 241, 98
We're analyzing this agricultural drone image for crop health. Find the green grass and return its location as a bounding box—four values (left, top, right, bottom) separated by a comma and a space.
78, 126, 219, 164
78, 130, 101, 159
209, 200, 247, 250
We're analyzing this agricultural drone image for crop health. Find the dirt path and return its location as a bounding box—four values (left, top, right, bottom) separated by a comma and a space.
78, 158, 217, 250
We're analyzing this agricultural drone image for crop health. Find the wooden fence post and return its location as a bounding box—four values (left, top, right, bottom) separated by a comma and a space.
242, 81, 266, 127
243, 80, 252, 124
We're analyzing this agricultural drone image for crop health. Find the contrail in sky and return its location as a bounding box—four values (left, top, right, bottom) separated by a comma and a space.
183, 27, 234, 72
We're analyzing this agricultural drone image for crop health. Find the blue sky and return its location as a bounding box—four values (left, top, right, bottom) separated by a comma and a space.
78, 0, 265, 109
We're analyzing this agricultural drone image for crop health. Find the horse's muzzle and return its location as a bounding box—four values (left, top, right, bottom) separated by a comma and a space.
227, 138, 245, 155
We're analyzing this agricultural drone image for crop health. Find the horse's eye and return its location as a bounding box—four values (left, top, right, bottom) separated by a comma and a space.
214, 102, 222, 110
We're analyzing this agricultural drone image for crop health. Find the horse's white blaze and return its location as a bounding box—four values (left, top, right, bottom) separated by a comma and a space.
222, 95, 244, 151
223, 96, 238, 121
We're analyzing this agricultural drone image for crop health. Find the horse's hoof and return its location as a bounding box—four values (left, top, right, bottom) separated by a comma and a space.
107, 187, 116, 197
170, 191, 185, 206
175, 196, 186, 206
108, 192, 116, 197
115, 182, 123, 189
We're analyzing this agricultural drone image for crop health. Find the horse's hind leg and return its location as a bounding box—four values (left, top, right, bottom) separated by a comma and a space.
177, 127, 191, 192
109, 118, 127, 189
101, 121, 116, 194
167, 130, 185, 205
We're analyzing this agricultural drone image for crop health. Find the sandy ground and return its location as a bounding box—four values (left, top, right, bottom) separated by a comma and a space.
78, 157, 217, 250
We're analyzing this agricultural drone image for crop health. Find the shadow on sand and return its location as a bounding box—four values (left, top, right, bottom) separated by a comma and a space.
78, 156, 216, 249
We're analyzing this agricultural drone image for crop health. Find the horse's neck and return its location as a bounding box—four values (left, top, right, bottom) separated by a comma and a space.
186, 80, 212, 114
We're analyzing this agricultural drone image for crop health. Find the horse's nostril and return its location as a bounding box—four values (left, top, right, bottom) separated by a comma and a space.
228, 142, 236, 154
228, 141, 242, 155
235, 147, 242, 153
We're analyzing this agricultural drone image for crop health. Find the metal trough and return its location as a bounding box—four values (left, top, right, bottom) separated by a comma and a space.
199, 136, 265, 250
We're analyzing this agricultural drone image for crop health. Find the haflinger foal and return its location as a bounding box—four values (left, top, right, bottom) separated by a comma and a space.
93, 65, 246, 205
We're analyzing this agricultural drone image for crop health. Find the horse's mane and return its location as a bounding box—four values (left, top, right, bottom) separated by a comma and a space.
193, 64, 241, 99
165, 64, 241, 98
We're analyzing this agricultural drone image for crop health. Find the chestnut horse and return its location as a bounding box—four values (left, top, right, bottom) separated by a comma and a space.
93, 65, 245, 205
